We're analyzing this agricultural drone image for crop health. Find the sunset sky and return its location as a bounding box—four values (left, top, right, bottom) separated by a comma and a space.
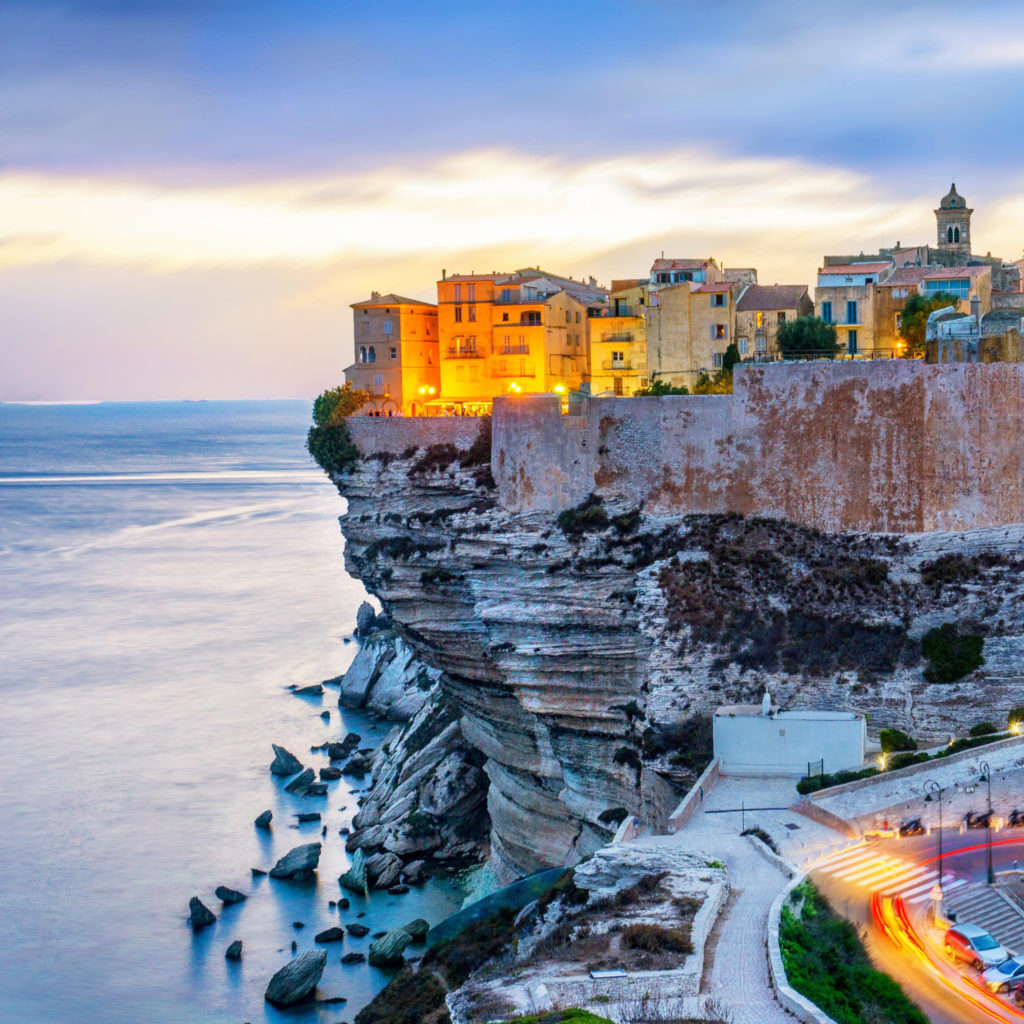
4, 0, 1024, 400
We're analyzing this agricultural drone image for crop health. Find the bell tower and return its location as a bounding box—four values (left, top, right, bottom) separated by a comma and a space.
935, 182, 972, 256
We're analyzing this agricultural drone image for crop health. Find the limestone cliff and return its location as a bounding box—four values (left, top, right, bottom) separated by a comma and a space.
335, 429, 1024, 884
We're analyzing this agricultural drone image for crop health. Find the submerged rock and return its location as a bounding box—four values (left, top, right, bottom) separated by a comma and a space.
304, 782, 329, 796
293, 683, 324, 697
341, 951, 366, 964
188, 896, 216, 930
337, 897, 350, 910
387, 884, 409, 895
270, 745, 303, 776
368, 928, 412, 967
320, 710, 331, 721
314, 926, 345, 943
269, 842, 321, 879
284, 768, 316, 793
403, 918, 429, 942
319, 766, 342, 781
340, 753, 370, 777
296, 812, 321, 823
225, 940, 243, 960
327, 735, 360, 760
254, 809, 273, 830
264, 949, 327, 1007
251, 867, 267, 877
345, 923, 370, 938
215, 886, 247, 905
338, 848, 368, 895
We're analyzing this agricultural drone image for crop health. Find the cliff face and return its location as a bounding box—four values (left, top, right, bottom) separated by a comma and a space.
336, 433, 1024, 884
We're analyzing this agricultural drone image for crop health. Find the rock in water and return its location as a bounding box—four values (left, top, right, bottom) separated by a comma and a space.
314, 926, 345, 943
356, 601, 376, 637
327, 734, 361, 760
320, 710, 331, 721
303, 782, 329, 796
403, 918, 429, 942
366, 852, 403, 889
188, 896, 216, 929
269, 842, 322, 879
215, 886, 247, 905
284, 767, 316, 793
368, 928, 412, 967
270, 745, 303, 776
338, 848, 368, 895
340, 753, 370, 777
264, 949, 327, 1007
296, 812, 321, 823
225, 940, 243, 960
293, 683, 324, 697
341, 952, 365, 964
345, 923, 370, 937
403, 860, 426, 885
254, 809, 273, 830
319, 767, 342, 781
251, 867, 267, 877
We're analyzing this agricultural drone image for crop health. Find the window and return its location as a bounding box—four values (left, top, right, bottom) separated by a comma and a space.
755, 336, 767, 354
738, 337, 748, 355
361, 320, 369, 336
611, 350, 625, 366
468, 305, 476, 322
926, 278, 970, 300
712, 324, 727, 340
777, 311, 786, 324
502, 312, 509, 321
895, 314, 903, 331
575, 312, 581, 323
500, 288, 512, 302
713, 352, 724, 368
711, 292, 726, 307
383, 319, 393, 335
367, 346, 376, 362
565, 311, 571, 324
359, 346, 367, 363
521, 312, 541, 325
454, 306, 463, 322
954, 227, 960, 243
755, 312, 764, 329
389, 346, 397, 360
821, 301, 832, 323
892, 288, 909, 299
847, 329, 858, 355
454, 284, 462, 301
467, 283, 475, 301
372, 374, 384, 394
846, 300, 858, 324
656, 272, 671, 284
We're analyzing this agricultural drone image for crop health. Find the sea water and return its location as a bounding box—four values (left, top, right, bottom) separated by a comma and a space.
0, 401, 465, 1023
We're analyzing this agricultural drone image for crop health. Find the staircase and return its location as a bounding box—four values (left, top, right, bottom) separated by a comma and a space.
945, 882, 1024, 954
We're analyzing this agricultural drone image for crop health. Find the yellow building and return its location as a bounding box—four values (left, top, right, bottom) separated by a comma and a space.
344, 292, 439, 416
586, 279, 649, 396
435, 268, 607, 412
734, 284, 814, 360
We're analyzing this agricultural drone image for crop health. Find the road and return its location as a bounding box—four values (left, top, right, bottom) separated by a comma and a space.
809, 828, 1024, 1024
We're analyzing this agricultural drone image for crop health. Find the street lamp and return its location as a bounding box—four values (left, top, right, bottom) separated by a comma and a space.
924, 779, 944, 898
980, 760, 995, 885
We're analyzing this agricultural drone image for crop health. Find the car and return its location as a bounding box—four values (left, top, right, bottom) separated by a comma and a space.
982, 955, 1024, 993
899, 817, 925, 837
944, 924, 1010, 971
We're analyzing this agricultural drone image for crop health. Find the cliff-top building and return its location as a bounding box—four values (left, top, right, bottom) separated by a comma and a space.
585, 278, 649, 396
344, 292, 439, 416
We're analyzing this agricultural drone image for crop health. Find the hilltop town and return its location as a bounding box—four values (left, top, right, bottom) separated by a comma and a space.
344, 184, 1024, 416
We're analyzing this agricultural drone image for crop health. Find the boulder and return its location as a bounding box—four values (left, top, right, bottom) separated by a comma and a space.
339, 642, 389, 708
270, 745, 303, 776
368, 928, 412, 967
293, 683, 324, 697
284, 768, 316, 793
345, 923, 370, 937
338, 848, 368, 895
388, 884, 409, 895
340, 753, 371, 777
403, 860, 427, 885
327, 734, 361, 760
296, 812, 321, 823
366, 852, 403, 890
341, 952, 366, 964
264, 949, 327, 1007
356, 601, 377, 636
304, 783, 329, 796
365, 639, 436, 721
251, 867, 267, 877
254, 809, 273, 830
319, 766, 342, 781
337, 897, 350, 910
188, 896, 216, 929
314, 926, 345, 943
215, 886, 247, 905
225, 940, 243, 960
269, 842, 321, 879
403, 918, 430, 942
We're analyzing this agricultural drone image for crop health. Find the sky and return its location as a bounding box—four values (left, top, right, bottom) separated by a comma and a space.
3, 0, 1024, 400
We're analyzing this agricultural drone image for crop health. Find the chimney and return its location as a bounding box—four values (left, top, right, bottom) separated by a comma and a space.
442, 269, 446, 280
972, 293, 980, 333
370, 290, 381, 300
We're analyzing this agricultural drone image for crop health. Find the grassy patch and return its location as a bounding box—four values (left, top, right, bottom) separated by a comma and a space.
780, 882, 927, 1024
353, 965, 449, 1024
922, 622, 984, 683
500, 1012, 613, 1024
556, 494, 609, 539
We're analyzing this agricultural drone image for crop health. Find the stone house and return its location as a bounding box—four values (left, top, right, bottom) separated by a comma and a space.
734, 284, 813, 360
345, 293, 439, 416
814, 261, 890, 356
585, 279, 649, 396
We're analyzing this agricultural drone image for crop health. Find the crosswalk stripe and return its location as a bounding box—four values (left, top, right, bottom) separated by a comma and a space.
894, 874, 940, 899
832, 856, 904, 881
869, 865, 929, 889
812, 845, 869, 869
907, 877, 964, 904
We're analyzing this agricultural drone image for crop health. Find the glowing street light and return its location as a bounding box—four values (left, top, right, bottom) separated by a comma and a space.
924, 779, 944, 899
979, 760, 995, 885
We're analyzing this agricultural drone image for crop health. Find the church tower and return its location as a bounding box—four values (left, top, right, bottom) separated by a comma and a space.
935, 182, 972, 256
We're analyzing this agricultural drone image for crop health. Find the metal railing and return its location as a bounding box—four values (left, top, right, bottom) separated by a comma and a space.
501, 345, 530, 355
445, 347, 484, 359
601, 359, 634, 371
491, 366, 536, 378
600, 332, 636, 343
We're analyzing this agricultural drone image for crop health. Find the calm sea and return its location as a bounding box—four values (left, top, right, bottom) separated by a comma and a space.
0, 401, 464, 1023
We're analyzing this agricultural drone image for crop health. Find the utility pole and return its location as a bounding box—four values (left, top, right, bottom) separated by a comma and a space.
925, 779, 944, 897
980, 761, 995, 885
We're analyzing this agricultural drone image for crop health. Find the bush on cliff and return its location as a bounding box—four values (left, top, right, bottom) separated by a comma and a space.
879, 728, 916, 753
922, 622, 984, 684
557, 494, 609, 539
634, 378, 690, 396
306, 384, 369, 475
459, 415, 491, 467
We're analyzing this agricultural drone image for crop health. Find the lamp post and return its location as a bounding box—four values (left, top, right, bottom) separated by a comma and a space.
980, 760, 995, 885
925, 779, 943, 897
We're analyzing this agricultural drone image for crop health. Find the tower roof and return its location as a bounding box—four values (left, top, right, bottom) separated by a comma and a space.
939, 182, 967, 210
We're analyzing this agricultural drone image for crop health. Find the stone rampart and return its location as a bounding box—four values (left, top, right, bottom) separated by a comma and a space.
493, 361, 1024, 533
346, 415, 483, 457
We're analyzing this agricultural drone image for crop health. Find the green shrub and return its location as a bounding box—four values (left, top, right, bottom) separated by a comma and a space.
970, 721, 997, 737
421, 907, 518, 988
919, 553, 981, 587
410, 443, 460, 475
742, 825, 780, 853
353, 965, 448, 1024
620, 923, 693, 956
306, 384, 369, 476
922, 623, 984, 683
556, 494, 609, 539
888, 751, 929, 770
879, 728, 917, 753
610, 507, 642, 537
458, 415, 491, 467
613, 746, 641, 770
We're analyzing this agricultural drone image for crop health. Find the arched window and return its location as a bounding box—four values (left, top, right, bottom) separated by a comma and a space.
947, 226, 954, 243
954, 226, 960, 243
368, 346, 376, 363
359, 346, 367, 363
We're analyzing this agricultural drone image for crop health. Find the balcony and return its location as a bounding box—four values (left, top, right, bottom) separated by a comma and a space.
501, 345, 530, 355
493, 292, 549, 305
600, 331, 635, 343
601, 359, 634, 371
596, 305, 642, 318
491, 364, 537, 378
446, 346, 484, 359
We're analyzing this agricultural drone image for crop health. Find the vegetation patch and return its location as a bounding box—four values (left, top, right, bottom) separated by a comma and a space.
364, 536, 444, 561
741, 825, 779, 854
620, 922, 693, 957
498, 1013, 613, 1024
641, 714, 713, 775
410, 443, 461, 475
306, 384, 368, 475
922, 622, 984, 683
353, 965, 449, 1024
780, 882, 928, 1024
879, 728, 916, 753
556, 494, 610, 539
421, 907, 519, 988
459, 415, 491, 467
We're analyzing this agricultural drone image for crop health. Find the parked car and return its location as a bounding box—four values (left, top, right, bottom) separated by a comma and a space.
945, 924, 1009, 970
982, 955, 1024, 993
1009, 809, 1024, 828
899, 817, 925, 837
965, 810, 993, 830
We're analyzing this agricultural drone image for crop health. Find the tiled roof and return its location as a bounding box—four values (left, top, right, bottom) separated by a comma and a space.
610, 278, 647, 292
350, 293, 435, 308
651, 257, 712, 273
816, 262, 892, 276
880, 264, 991, 287
694, 282, 732, 293
735, 284, 809, 312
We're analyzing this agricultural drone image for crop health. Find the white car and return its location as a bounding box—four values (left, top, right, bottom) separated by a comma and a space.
982, 955, 1024, 993
945, 923, 1009, 971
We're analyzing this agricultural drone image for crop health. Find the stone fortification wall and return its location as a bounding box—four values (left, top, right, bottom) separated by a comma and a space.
493, 362, 1024, 533
346, 416, 483, 457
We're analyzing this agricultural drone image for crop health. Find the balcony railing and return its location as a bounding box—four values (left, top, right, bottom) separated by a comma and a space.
501, 345, 530, 355
595, 305, 642, 318
601, 359, 634, 371
492, 293, 548, 305
491, 365, 537, 378
600, 332, 635, 343
446, 347, 484, 359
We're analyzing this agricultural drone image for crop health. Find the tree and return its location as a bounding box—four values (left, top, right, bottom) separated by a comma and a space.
777, 316, 840, 358
693, 369, 734, 395
307, 383, 369, 476
899, 291, 961, 358
721, 341, 741, 374
634, 378, 689, 396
